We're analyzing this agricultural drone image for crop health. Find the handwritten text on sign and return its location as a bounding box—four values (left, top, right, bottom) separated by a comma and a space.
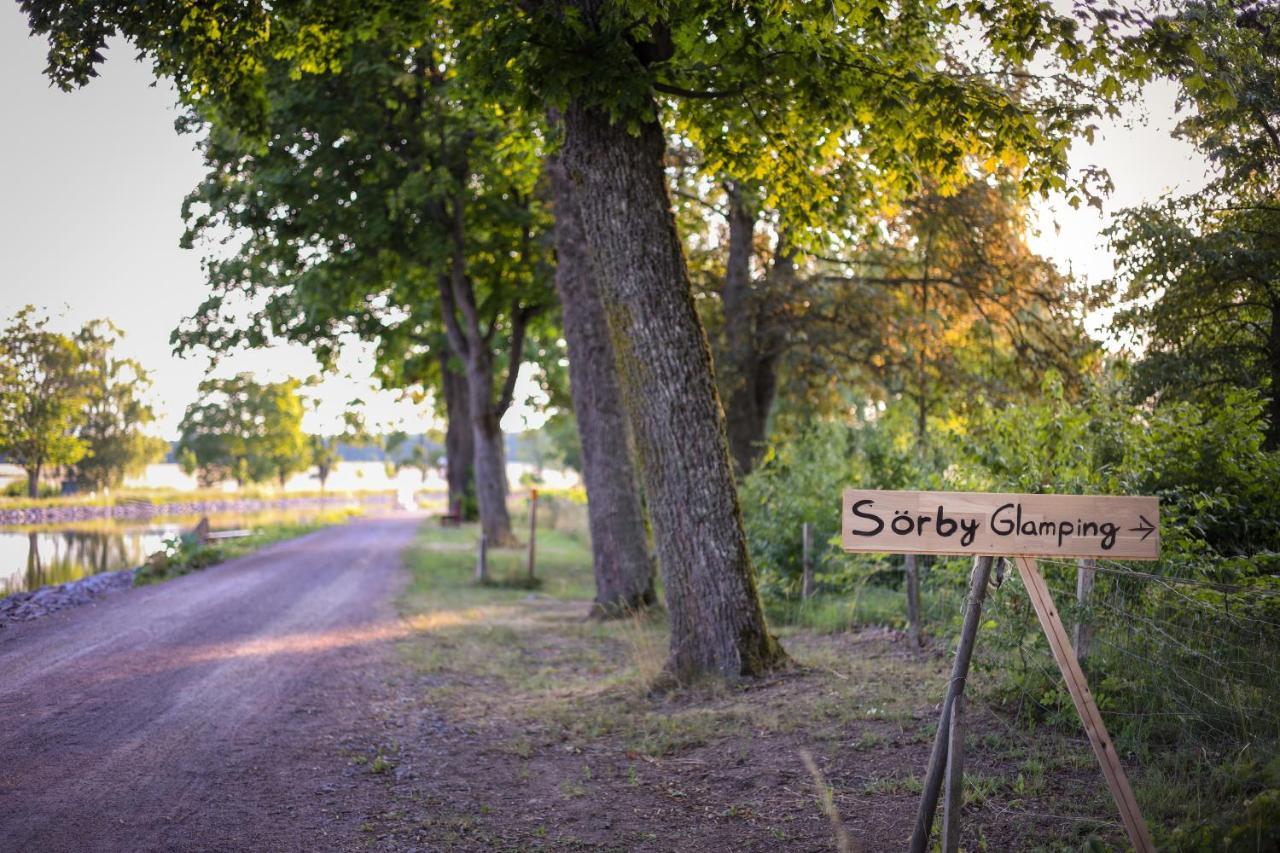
841, 490, 1160, 560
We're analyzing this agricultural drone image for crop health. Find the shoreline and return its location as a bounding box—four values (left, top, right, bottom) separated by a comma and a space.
0, 494, 397, 527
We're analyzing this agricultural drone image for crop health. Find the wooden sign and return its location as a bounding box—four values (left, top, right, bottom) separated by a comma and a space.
842, 489, 1159, 560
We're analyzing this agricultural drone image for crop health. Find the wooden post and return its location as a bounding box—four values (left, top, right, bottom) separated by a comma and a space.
801, 523, 814, 599
910, 555, 994, 853
526, 488, 539, 581
1075, 557, 1096, 659
1014, 557, 1155, 853
905, 554, 922, 648
942, 693, 965, 853
475, 533, 488, 583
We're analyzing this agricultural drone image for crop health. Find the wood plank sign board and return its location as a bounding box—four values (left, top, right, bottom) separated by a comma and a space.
842, 489, 1160, 561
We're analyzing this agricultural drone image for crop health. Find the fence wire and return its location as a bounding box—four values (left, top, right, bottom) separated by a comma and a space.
980, 555, 1280, 757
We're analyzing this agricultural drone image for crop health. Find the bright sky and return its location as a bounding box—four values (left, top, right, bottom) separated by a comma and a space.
0, 6, 1209, 438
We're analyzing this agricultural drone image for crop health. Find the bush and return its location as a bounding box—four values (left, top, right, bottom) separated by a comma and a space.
3, 480, 61, 498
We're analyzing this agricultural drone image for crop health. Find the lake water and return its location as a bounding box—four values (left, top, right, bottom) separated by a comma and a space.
0, 510, 328, 597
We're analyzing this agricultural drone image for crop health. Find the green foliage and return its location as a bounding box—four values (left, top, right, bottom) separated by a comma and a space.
742, 357, 1280, 840
171, 29, 558, 421
0, 306, 90, 494
1108, 1, 1280, 446
962, 369, 1280, 556
461, 0, 1139, 237
741, 408, 943, 598
540, 412, 583, 474
70, 319, 167, 491
175, 374, 309, 488
3, 480, 60, 499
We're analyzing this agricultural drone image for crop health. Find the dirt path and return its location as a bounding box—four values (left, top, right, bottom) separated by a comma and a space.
0, 513, 422, 853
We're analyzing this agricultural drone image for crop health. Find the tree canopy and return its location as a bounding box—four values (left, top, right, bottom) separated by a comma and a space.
176, 374, 309, 488
0, 308, 90, 497
1109, 0, 1280, 445
71, 320, 168, 491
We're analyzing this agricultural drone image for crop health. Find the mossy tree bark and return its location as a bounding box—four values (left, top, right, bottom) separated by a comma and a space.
1267, 292, 1280, 451
547, 153, 656, 617
560, 103, 784, 680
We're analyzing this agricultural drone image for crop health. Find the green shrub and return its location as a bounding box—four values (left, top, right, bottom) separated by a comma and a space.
3, 480, 61, 498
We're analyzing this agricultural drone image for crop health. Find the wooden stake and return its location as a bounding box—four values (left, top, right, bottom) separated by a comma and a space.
942, 692, 965, 853
475, 533, 488, 583
1075, 557, 1096, 659
802, 523, 814, 599
911, 555, 993, 853
1014, 557, 1155, 853
905, 554, 922, 648
527, 488, 539, 580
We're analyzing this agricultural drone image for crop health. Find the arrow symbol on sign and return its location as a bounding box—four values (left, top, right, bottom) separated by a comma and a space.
1129, 515, 1156, 541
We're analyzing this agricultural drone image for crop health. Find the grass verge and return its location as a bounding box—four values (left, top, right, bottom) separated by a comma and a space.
133, 508, 362, 585
352, 522, 1152, 851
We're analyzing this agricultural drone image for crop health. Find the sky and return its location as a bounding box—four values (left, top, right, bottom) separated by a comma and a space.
0, 6, 1209, 439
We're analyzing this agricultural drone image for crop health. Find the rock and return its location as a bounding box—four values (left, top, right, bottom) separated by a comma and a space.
0, 568, 136, 627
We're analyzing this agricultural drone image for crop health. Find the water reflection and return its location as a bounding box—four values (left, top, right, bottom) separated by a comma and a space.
1, 510, 329, 597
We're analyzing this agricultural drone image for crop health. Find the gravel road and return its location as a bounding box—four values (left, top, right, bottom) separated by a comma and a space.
0, 514, 422, 852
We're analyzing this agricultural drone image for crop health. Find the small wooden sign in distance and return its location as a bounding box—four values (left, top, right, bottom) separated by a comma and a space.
841, 489, 1160, 560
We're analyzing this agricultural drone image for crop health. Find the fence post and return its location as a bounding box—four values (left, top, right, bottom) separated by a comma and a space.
526, 488, 539, 581
801, 522, 814, 599
911, 555, 994, 853
475, 533, 488, 583
1075, 557, 1096, 659
905, 554, 922, 648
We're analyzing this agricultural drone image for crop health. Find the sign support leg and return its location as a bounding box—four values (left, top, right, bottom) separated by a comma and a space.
1013, 557, 1155, 853
941, 692, 965, 853
910, 555, 993, 853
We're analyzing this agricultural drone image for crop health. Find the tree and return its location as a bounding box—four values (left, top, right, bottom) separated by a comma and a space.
22, 0, 1140, 680
176, 374, 308, 488
309, 435, 341, 494
548, 153, 655, 615
1109, 1, 1280, 447
71, 319, 167, 492
258, 379, 311, 489
684, 178, 1092, 473
308, 409, 372, 495
172, 35, 552, 546
0, 307, 89, 497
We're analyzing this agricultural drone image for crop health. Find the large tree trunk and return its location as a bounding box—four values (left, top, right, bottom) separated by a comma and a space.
561, 102, 784, 681
465, 347, 516, 546
547, 153, 656, 617
27, 463, 41, 498
441, 354, 475, 515
1267, 293, 1280, 452
719, 189, 785, 478
435, 171, 522, 547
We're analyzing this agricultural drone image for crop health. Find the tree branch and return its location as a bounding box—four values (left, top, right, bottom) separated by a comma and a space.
497, 303, 536, 417
653, 81, 746, 100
